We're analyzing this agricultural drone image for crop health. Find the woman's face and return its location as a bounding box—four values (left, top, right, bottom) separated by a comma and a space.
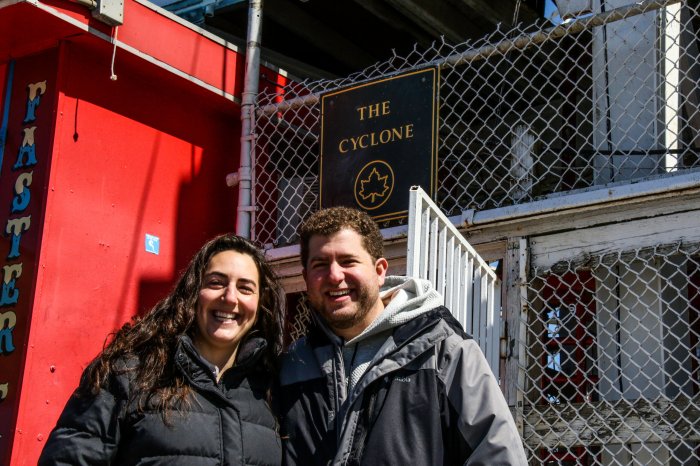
193, 250, 260, 361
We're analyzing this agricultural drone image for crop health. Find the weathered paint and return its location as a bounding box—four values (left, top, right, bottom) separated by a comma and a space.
530, 209, 700, 270
0, 51, 54, 466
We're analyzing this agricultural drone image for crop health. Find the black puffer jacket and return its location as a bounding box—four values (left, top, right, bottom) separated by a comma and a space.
39, 335, 281, 466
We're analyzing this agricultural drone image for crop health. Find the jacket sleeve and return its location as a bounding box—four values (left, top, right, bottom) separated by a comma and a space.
439, 337, 528, 466
38, 372, 128, 466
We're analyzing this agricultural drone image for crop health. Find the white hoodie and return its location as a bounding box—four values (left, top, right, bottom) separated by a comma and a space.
315, 276, 443, 406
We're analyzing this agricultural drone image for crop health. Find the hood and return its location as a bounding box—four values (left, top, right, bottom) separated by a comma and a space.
346, 275, 443, 345
312, 276, 443, 409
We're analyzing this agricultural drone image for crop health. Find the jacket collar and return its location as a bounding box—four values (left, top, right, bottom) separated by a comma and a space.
175, 335, 267, 390
307, 306, 462, 349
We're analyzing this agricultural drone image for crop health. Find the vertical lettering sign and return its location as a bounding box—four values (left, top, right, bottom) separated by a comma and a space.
0, 52, 52, 464
320, 68, 439, 222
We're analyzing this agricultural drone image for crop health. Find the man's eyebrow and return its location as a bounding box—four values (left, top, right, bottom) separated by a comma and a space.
309, 252, 360, 262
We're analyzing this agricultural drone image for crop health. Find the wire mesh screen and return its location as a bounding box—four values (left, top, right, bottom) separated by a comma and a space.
523, 241, 700, 464
253, 0, 699, 248
287, 292, 312, 344
256, 1, 700, 462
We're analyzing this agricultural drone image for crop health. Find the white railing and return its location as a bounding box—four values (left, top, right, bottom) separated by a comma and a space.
407, 186, 501, 376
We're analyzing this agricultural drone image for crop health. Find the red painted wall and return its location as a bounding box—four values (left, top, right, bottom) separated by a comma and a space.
0, 18, 246, 465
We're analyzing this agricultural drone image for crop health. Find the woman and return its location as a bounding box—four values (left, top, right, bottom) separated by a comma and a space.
39, 234, 285, 465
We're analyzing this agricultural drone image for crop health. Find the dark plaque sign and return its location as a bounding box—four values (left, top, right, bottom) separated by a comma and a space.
320, 67, 439, 222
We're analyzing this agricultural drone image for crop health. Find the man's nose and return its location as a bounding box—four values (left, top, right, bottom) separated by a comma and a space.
327, 262, 344, 282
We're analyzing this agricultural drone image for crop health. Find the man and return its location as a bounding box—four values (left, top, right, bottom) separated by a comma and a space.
279, 207, 528, 465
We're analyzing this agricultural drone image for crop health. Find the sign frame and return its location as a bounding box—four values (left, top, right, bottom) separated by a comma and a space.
319, 67, 440, 222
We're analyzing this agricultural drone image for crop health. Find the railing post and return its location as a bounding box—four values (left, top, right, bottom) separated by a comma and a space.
406, 186, 501, 377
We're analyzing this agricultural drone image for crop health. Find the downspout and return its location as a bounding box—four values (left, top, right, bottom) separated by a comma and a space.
234, 0, 263, 238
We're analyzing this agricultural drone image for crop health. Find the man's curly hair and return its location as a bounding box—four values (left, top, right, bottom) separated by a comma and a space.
299, 207, 384, 266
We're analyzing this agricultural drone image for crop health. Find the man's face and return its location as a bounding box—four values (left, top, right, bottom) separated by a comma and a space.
303, 228, 388, 340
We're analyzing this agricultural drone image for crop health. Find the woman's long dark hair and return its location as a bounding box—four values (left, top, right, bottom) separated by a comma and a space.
79, 234, 285, 412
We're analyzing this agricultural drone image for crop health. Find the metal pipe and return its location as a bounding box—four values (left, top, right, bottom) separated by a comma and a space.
255, 0, 681, 118
442, 0, 681, 67
236, 0, 263, 238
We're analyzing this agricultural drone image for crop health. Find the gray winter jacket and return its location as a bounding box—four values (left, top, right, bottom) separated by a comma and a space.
279, 276, 527, 465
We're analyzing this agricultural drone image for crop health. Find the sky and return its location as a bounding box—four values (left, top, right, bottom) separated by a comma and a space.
544, 0, 563, 24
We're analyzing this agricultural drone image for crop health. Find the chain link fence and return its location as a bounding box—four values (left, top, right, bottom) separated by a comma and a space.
253, 0, 699, 248
254, 1, 700, 463
524, 240, 700, 464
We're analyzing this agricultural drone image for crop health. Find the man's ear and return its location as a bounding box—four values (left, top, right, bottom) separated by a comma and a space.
375, 257, 388, 286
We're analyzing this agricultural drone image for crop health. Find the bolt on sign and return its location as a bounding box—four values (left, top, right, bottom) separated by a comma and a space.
320, 67, 439, 223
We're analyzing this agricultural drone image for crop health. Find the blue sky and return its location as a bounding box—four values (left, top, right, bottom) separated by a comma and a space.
544, 0, 562, 24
